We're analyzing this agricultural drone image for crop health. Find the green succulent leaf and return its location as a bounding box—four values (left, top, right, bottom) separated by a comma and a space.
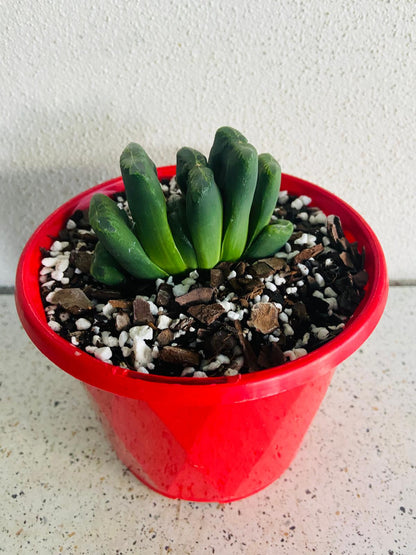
167, 194, 198, 269
120, 142, 187, 275
247, 153, 281, 247
208, 127, 259, 261
90, 241, 126, 286
176, 147, 208, 195
244, 220, 294, 259
208, 126, 248, 191
186, 165, 223, 269
89, 193, 167, 280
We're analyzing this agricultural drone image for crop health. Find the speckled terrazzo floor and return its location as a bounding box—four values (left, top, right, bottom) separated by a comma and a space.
1, 287, 415, 554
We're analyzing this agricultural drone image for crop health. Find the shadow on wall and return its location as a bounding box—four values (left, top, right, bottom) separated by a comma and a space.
1, 165, 108, 280
0, 106, 171, 285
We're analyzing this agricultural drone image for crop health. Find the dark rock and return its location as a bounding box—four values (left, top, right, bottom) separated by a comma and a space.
159, 346, 200, 366
157, 328, 174, 346
234, 320, 259, 372
204, 327, 238, 358
294, 244, 324, 264
49, 288, 92, 313
187, 303, 225, 325
70, 251, 93, 274
133, 297, 155, 324
228, 276, 264, 299
156, 283, 173, 307
257, 343, 285, 369
175, 287, 214, 307
247, 302, 280, 334
210, 268, 224, 288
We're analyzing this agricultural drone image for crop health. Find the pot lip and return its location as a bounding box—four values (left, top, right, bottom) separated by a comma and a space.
15, 166, 389, 403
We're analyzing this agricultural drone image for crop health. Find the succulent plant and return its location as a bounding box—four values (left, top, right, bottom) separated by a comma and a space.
88, 126, 294, 286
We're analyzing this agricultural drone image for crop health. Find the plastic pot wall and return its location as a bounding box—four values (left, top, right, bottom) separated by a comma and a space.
15, 168, 388, 502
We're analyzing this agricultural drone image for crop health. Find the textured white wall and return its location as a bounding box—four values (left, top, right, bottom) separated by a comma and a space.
1, 0, 414, 285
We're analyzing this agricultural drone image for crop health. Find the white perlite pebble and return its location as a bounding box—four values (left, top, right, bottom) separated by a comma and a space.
291, 198, 303, 210
224, 368, 239, 376
279, 312, 289, 323
298, 195, 312, 206
182, 277, 196, 287
102, 303, 115, 318
324, 286, 338, 298
132, 338, 153, 368
284, 348, 308, 361
101, 331, 119, 347
51, 270, 64, 282
41, 257, 58, 267
202, 359, 222, 371
325, 297, 338, 311
172, 283, 190, 297
136, 367, 150, 374
45, 290, 60, 303
121, 346, 132, 358
297, 212, 309, 221
227, 270, 237, 280
265, 282, 277, 292
129, 325, 153, 341
66, 219, 76, 230
315, 273, 325, 287
298, 263, 309, 276
227, 310, 243, 321
283, 323, 295, 336
309, 211, 327, 225
92, 335, 101, 346
157, 314, 172, 330
55, 257, 69, 273
75, 318, 91, 331
193, 371, 208, 378
219, 300, 235, 312
50, 240, 67, 252
294, 233, 309, 246
278, 190, 289, 203
312, 325, 329, 340
119, 331, 129, 348
268, 335, 280, 343
274, 275, 286, 286
48, 320, 61, 332
94, 347, 112, 361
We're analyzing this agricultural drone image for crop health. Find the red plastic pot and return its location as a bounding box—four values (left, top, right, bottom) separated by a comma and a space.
15, 167, 388, 502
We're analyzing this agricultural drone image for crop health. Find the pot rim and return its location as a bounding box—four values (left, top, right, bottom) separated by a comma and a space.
15, 167, 389, 404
